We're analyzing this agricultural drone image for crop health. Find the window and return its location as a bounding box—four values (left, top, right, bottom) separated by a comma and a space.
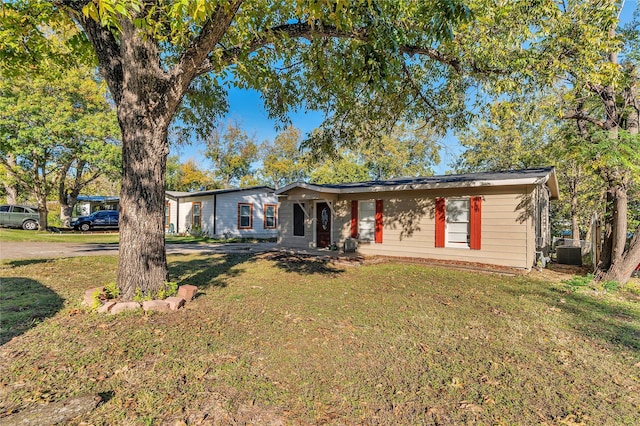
164, 202, 170, 228
446, 198, 470, 247
12, 206, 27, 213
350, 199, 383, 243
192, 202, 202, 229
238, 203, 253, 229
0, 205, 9, 212
435, 197, 481, 250
358, 200, 376, 241
264, 204, 277, 229
293, 203, 305, 236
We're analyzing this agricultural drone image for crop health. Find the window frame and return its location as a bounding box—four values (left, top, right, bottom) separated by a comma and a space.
164, 202, 170, 229
192, 202, 202, 229
445, 198, 470, 249
358, 200, 376, 242
264, 204, 277, 229
238, 203, 253, 230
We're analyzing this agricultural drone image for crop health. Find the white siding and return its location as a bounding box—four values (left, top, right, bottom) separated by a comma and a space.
215, 189, 278, 239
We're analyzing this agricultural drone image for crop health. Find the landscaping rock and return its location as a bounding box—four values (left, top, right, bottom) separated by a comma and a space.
165, 296, 186, 311
142, 300, 170, 313
109, 301, 141, 315
97, 301, 117, 314
177, 284, 198, 301
83, 287, 104, 307
1, 394, 101, 426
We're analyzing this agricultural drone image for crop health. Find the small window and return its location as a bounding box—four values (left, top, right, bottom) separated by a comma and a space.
293, 203, 305, 236
192, 202, 202, 229
358, 200, 376, 241
238, 203, 253, 229
164, 202, 170, 228
446, 198, 470, 248
264, 204, 277, 229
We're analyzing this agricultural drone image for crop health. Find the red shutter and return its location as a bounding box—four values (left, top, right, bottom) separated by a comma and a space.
350, 200, 358, 238
470, 196, 482, 250
435, 197, 445, 248
375, 199, 383, 243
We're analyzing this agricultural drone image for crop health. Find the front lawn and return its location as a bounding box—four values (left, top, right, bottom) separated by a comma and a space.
0, 228, 274, 245
0, 254, 638, 424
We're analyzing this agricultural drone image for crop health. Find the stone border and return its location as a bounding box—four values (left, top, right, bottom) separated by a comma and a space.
82, 285, 198, 315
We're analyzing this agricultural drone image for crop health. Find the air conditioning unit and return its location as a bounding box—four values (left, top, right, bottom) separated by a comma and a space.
343, 238, 358, 253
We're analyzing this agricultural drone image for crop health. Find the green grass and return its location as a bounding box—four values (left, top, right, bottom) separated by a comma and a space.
0, 228, 119, 244
1, 254, 639, 425
0, 228, 274, 245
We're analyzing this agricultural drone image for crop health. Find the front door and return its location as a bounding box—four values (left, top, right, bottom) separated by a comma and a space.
316, 202, 331, 248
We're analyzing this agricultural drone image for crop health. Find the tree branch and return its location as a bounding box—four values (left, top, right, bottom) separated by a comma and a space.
56, 0, 124, 104
196, 22, 463, 76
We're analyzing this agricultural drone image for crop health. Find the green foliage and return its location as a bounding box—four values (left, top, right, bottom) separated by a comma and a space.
133, 281, 178, 302
562, 274, 595, 290
204, 121, 259, 188
603, 280, 620, 293
104, 281, 121, 299
260, 126, 308, 189
90, 287, 103, 310
0, 64, 120, 228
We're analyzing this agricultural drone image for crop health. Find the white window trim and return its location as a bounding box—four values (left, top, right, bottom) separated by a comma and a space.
358, 199, 376, 242
445, 198, 470, 249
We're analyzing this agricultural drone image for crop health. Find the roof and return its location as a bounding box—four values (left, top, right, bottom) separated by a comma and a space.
276, 167, 560, 199
165, 186, 275, 200
77, 195, 120, 202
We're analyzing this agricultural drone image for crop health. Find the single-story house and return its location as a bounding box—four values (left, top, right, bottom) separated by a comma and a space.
165, 186, 278, 238
275, 167, 559, 269
73, 195, 120, 216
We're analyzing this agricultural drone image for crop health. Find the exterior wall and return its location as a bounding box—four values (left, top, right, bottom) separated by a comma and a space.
277, 199, 317, 249
215, 189, 278, 239
165, 189, 277, 238
165, 199, 179, 233
278, 185, 540, 269
164, 196, 214, 235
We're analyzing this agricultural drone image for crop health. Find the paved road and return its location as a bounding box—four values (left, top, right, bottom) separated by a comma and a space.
0, 241, 278, 260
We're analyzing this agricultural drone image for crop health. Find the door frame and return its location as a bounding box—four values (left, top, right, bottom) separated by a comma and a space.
314, 200, 333, 248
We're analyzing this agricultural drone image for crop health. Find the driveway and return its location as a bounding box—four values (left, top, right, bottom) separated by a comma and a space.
0, 241, 277, 260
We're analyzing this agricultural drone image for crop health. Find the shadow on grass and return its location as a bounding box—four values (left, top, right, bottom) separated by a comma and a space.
2, 258, 53, 268
263, 252, 345, 276
510, 285, 640, 351
0, 277, 63, 345
168, 253, 256, 290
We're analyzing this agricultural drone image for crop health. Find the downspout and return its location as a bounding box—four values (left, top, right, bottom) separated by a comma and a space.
213, 193, 217, 236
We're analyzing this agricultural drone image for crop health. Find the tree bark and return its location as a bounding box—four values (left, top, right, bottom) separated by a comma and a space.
116, 118, 169, 300
4, 153, 18, 204
600, 223, 640, 284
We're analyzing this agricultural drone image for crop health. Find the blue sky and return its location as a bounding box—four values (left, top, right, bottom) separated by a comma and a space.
172, 1, 637, 176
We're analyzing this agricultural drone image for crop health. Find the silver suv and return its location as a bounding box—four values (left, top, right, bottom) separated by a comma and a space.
0, 204, 39, 230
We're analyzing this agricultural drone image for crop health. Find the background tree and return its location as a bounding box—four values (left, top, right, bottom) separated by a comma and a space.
0, 66, 120, 229
204, 121, 259, 188
309, 150, 370, 185
359, 121, 441, 179
260, 126, 308, 189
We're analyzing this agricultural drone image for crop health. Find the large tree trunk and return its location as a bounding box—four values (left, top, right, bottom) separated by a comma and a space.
599, 223, 640, 283
4, 154, 18, 204
116, 113, 169, 300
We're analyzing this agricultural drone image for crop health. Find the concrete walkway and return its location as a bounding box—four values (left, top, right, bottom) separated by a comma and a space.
0, 241, 278, 260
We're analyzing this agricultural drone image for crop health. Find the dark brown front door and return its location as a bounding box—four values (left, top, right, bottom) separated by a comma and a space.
316, 202, 331, 248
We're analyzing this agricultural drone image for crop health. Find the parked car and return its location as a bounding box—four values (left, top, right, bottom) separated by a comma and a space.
71, 210, 119, 232
0, 204, 39, 230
